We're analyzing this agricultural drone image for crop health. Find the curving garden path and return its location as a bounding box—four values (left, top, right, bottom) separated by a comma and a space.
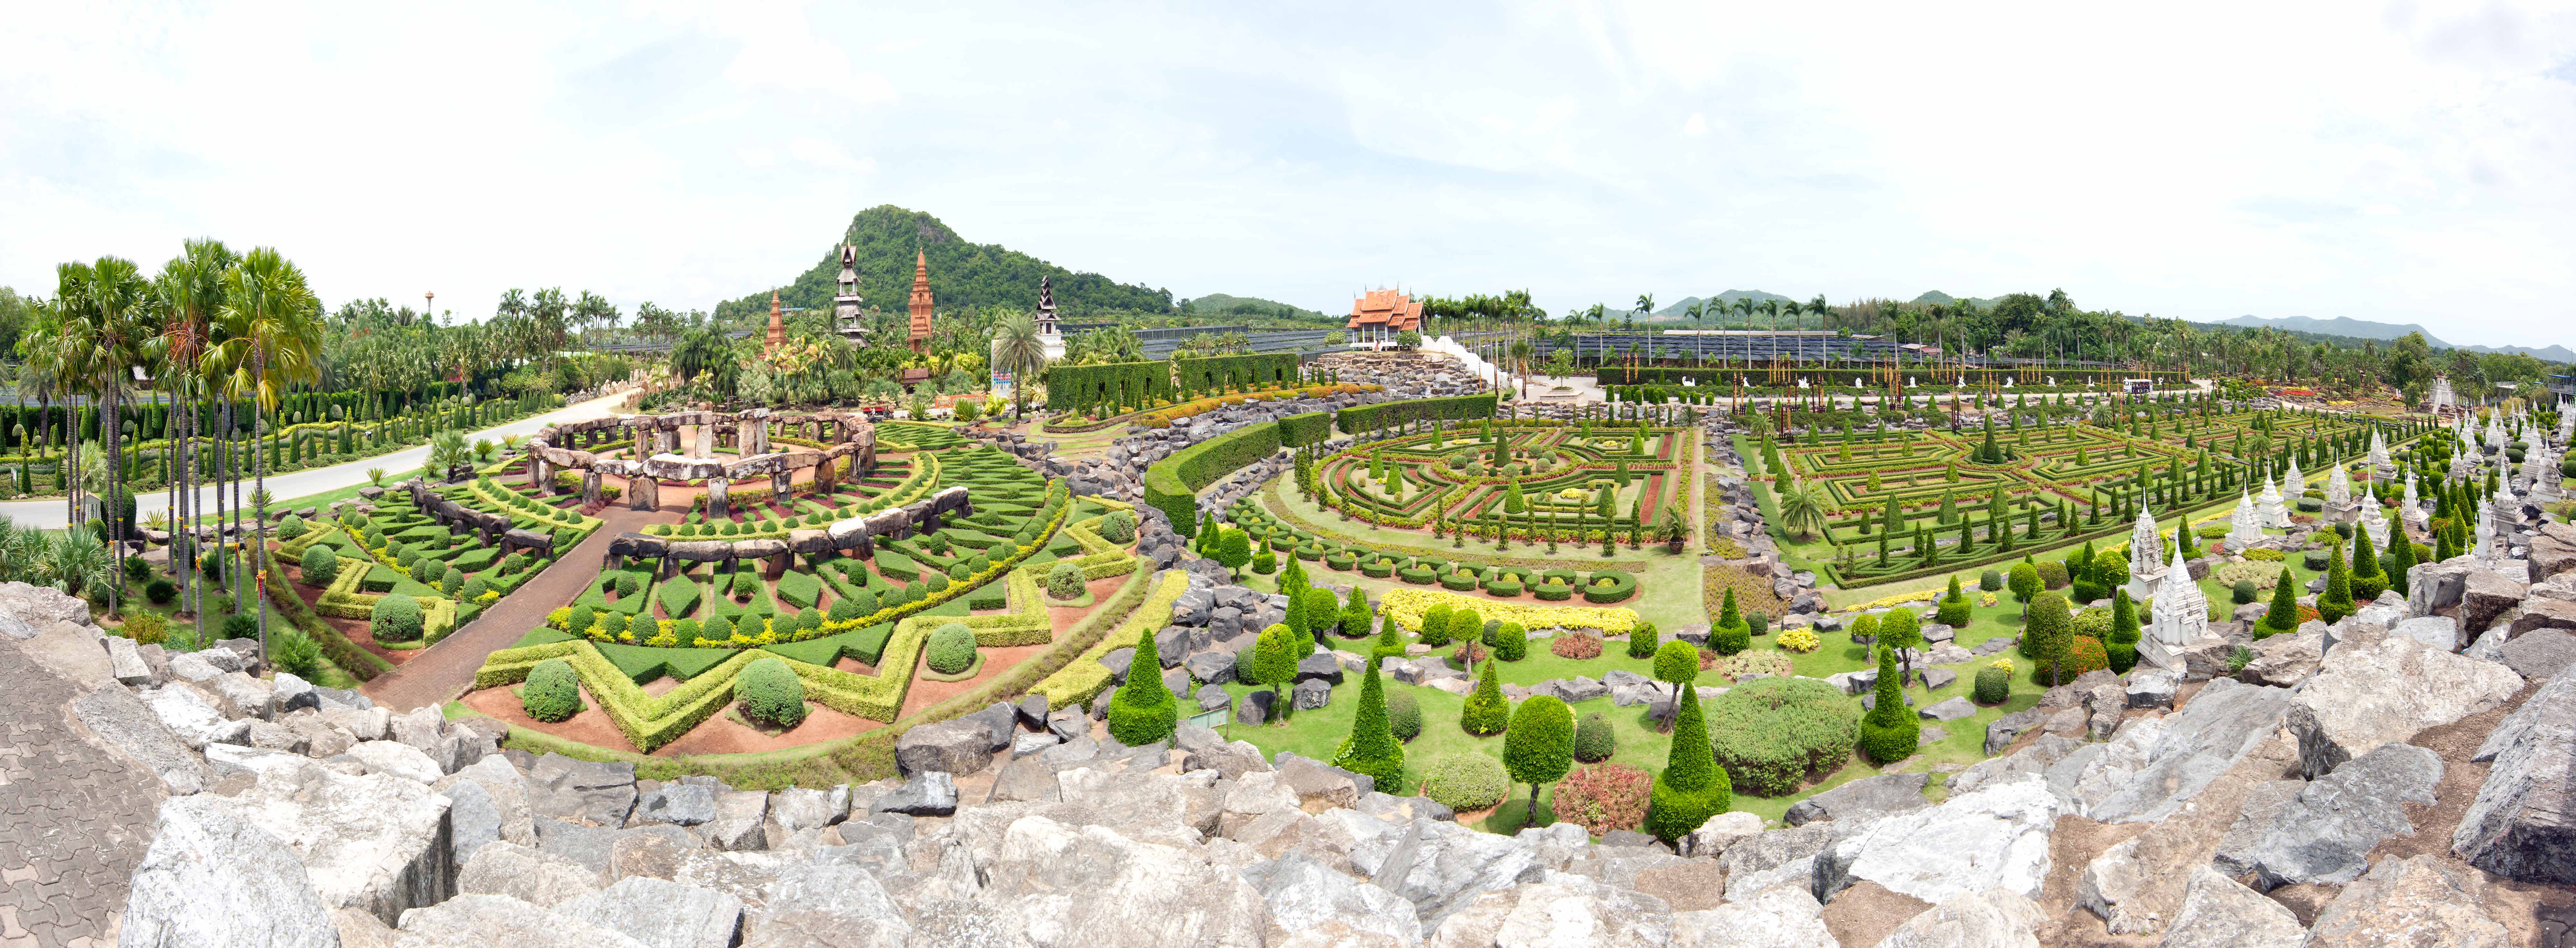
361, 504, 669, 713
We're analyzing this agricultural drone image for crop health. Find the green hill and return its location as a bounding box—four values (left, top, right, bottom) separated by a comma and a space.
713, 206, 1173, 325
1180, 293, 1333, 323
1911, 291, 2003, 310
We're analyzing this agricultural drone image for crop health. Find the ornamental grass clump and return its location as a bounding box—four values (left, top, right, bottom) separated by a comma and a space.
926, 622, 977, 674
736, 657, 808, 728
1644, 685, 1732, 842
1706, 677, 1859, 797
521, 658, 583, 722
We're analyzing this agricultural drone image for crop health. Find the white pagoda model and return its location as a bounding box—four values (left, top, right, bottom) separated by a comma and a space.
2259, 474, 2293, 529
2367, 430, 2393, 480
2428, 375, 2458, 413
2128, 505, 2164, 592
2285, 457, 2305, 498
2325, 461, 2356, 522
2230, 488, 2265, 546
831, 244, 867, 343
2403, 473, 2428, 529
2358, 500, 2389, 549
2142, 539, 2208, 671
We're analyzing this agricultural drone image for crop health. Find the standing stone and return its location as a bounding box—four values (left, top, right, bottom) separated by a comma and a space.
2451, 670, 2576, 883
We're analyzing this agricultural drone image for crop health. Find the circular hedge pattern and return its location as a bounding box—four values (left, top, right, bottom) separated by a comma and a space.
1326, 551, 1358, 570
1532, 581, 1574, 602
522, 658, 582, 722
1421, 752, 1509, 811
1583, 570, 1638, 604
926, 623, 978, 674
1707, 677, 1861, 797
736, 657, 808, 728
1398, 566, 1436, 584
1439, 572, 1479, 592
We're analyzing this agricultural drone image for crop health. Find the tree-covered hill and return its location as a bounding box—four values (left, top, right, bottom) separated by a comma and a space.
712, 206, 1173, 325
1180, 293, 1334, 323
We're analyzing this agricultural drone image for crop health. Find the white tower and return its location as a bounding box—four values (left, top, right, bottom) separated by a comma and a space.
2142, 539, 2209, 671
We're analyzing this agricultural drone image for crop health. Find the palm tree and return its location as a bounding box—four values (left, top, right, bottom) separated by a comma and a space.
1777, 477, 1831, 541
155, 239, 232, 636
56, 256, 154, 618
210, 247, 321, 662
990, 312, 1050, 419
1508, 338, 1533, 399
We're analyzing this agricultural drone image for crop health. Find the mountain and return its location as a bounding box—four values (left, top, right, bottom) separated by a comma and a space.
1643, 290, 1802, 322
1911, 291, 2003, 310
1179, 293, 1332, 322
2209, 315, 2576, 362
713, 206, 1173, 324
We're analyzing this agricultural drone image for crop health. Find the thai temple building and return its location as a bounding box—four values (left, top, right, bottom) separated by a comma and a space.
832, 243, 866, 344
1035, 275, 1066, 361
763, 290, 786, 356
2143, 539, 2209, 671
1347, 288, 1425, 348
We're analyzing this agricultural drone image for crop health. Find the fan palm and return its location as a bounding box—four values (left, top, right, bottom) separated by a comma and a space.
210, 247, 322, 661
990, 312, 1050, 419
1776, 477, 1831, 541
155, 239, 233, 634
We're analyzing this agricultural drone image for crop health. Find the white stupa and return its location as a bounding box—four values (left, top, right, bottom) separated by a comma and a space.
2475, 497, 2497, 563
2367, 430, 2392, 479
2259, 474, 2292, 529
2325, 460, 2352, 512
2285, 456, 2305, 497
2230, 488, 2265, 546
2403, 472, 2428, 529
2141, 538, 2208, 672
2429, 375, 2457, 413
2129, 504, 2164, 589
2358, 500, 2389, 549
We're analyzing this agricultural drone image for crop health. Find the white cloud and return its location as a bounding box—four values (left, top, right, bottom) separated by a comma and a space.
0, 1, 2573, 349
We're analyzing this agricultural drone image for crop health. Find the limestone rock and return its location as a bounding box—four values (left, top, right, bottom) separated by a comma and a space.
1242, 853, 1423, 947
742, 863, 913, 948
552, 876, 746, 948
387, 893, 649, 948
122, 794, 340, 948
871, 771, 959, 816
2305, 855, 2508, 947
1783, 773, 1929, 827
2248, 743, 2442, 888
1427, 879, 1673, 947
456, 840, 601, 908
2452, 668, 2576, 883
1667, 884, 1836, 948
527, 754, 639, 828
2064, 677, 2294, 822
2210, 780, 2306, 878
980, 815, 1269, 947
1874, 887, 2046, 948
232, 761, 456, 925
986, 754, 1062, 804
1677, 810, 1765, 859
146, 683, 251, 749
2498, 628, 2576, 681
2287, 632, 2522, 778
893, 718, 991, 776
351, 739, 444, 784
72, 685, 207, 794
1818, 774, 2056, 904
2156, 867, 2303, 948
701, 790, 769, 851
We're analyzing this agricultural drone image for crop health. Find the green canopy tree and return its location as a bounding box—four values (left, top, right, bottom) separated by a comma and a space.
1215, 528, 1253, 579
1238, 622, 1301, 723
1877, 608, 1923, 689
1503, 695, 1574, 824
2024, 593, 2073, 687
1652, 640, 1699, 725
2008, 560, 2040, 616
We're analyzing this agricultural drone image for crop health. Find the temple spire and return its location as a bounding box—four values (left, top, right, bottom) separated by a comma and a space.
764, 289, 785, 355
906, 249, 935, 356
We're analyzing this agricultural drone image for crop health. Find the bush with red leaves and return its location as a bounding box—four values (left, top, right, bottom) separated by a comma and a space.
1551, 763, 1653, 836
1550, 633, 1604, 659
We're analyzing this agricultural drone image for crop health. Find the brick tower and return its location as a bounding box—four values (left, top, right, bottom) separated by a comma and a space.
907, 250, 934, 355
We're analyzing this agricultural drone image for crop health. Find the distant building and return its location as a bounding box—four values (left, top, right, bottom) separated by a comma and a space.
832, 244, 866, 344
1035, 275, 1065, 361
907, 250, 935, 357
1347, 289, 1424, 348
764, 290, 786, 356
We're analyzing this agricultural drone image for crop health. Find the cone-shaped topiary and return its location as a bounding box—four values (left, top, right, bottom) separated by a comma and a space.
1857, 645, 1920, 764
2386, 525, 2415, 600
2105, 588, 2141, 673
1332, 662, 1405, 790
1340, 586, 1373, 638
1711, 587, 1750, 655
2348, 524, 2387, 603
1460, 659, 1509, 735
2317, 540, 2354, 625
1936, 574, 1972, 627
1503, 694, 1574, 818
1109, 618, 1180, 744
2258, 567, 2300, 638
1643, 685, 1730, 843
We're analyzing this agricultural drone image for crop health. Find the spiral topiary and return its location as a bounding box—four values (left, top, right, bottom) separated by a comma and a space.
926, 622, 977, 674
735, 657, 808, 728
521, 658, 583, 722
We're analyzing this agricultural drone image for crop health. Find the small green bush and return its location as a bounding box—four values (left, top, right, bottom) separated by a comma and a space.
371, 594, 425, 642
615, 572, 640, 596
440, 570, 464, 596
522, 658, 583, 722
736, 657, 808, 728
1421, 752, 1510, 811
299, 545, 340, 586
795, 606, 822, 632
1100, 510, 1138, 544
462, 575, 489, 600
922, 572, 950, 594
275, 514, 306, 540
1573, 711, 1616, 762
270, 630, 322, 680
2231, 580, 2259, 604
1045, 562, 1085, 599
926, 623, 976, 673
414, 557, 445, 586
145, 578, 176, 605
1973, 663, 2012, 704
1707, 677, 1860, 796
1386, 689, 1421, 741
1491, 622, 1528, 662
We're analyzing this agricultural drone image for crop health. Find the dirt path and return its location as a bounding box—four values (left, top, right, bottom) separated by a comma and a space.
363, 505, 670, 712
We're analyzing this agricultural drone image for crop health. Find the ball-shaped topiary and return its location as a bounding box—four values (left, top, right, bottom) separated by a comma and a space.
1420, 752, 1509, 812
922, 571, 950, 594
144, 578, 176, 606
735, 657, 808, 728
795, 606, 822, 632
1572, 711, 1616, 762
926, 623, 977, 674
300, 545, 340, 586
1100, 510, 1138, 544
371, 593, 425, 642
1045, 562, 1085, 600
440, 570, 464, 596
521, 658, 583, 722
1973, 659, 2013, 704
1491, 622, 1528, 662
1386, 688, 1421, 742
275, 514, 306, 540
1707, 677, 1860, 796
462, 575, 489, 601
414, 557, 444, 586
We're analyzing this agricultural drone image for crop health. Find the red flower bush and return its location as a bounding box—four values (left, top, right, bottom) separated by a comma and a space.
1550, 632, 1603, 659
1552, 764, 1653, 836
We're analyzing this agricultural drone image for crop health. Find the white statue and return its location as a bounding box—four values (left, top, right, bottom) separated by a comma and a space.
2359, 501, 2389, 549
2129, 504, 2164, 588
2259, 474, 2292, 529
2403, 472, 2428, 528
2475, 497, 2496, 563
2141, 538, 2208, 671
2230, 488, 2265, 546
2285, 457, 2305, 497
2325, 460, 2352, 511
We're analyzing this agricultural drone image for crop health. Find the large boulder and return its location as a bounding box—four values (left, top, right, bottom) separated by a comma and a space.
1872, 887, 2046, 947
2451, 669, 2576, 883
351, 739, 444, 784
1783, 773, 1930, 827
2286, 632, 2523, 778
1239, 853, 1423, 947
1817, 774, 2057, 904
2061, 677, 2295, 822
2498, 628, 2576, 681
72, 686, 207, 794
2157, 867, 2304, 948
145, 683, 251, 749
2459, 568, 2527, 633
526, 754, 639, 828
1667, 884, 1836, 948
871, 772, 959, 816
742, 863, 913, 948
2304, 855, 2509, 947
552, 876, 746, 948
2246, 743, 2443, 888
456, 840, 602, 908
231, 760, 456, 925
979, 815, 1269, 947
386, 893, 650, 948
894, 719, 992, 776
121, 795, 340, 948
1428, 878, 1674, 947
701, 791, 770, 851
1339, 812, 1545, 934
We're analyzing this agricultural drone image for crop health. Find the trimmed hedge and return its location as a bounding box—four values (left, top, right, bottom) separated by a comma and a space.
1706, 677, 1860, 796
1143, 420, 1284, 538
1278, 411, 1334, 448
1583, 570, 1637, 604
1335, 393, 1498, 436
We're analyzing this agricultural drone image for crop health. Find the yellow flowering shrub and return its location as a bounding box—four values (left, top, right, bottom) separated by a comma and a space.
1380, 587, 1637, 635
1989, 657, 2015, 673
1776, 628, 1820, 653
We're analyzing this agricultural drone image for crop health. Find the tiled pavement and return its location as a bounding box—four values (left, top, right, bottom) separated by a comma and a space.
0, 636, 162, 948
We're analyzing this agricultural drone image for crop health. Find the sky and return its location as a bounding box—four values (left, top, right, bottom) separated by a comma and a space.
6, 1, 2576, 348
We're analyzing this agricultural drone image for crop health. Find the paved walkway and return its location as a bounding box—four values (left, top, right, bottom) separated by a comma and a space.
0, 390, 637, 531
362, 504, 668, 713
0, 636, 158, 948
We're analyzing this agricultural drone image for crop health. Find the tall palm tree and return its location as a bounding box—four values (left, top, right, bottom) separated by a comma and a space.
1508, 338, 1533, 398
55, 257, 154, 618
210, 247, 321, 661
990, 312, 1050, 419
154, 239, 232, 635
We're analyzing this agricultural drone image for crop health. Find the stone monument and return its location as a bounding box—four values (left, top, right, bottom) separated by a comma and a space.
2128, 504, 2164, 592
2141, 537, 2207, 672
2259, 474, 2292, 529
2229, 488, 2265, 547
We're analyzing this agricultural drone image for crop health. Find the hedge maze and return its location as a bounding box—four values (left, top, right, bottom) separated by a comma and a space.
1318, 420, 1683, 543
1766, 400, 2426, 584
